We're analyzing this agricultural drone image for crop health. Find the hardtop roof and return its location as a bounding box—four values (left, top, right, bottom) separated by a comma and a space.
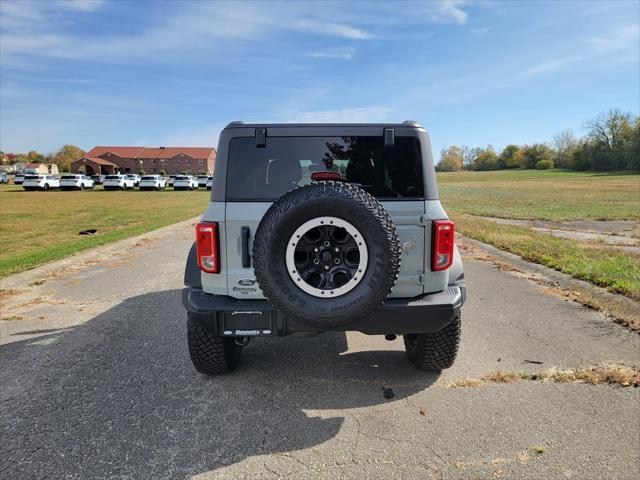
223, 121, 424, 130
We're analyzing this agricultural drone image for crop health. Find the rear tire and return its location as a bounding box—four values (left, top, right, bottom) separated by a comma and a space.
187, 315, 243, 375
403, 314, 461, 371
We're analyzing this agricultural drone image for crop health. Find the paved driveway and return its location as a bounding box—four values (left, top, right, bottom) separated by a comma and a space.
1, 220, 638, 479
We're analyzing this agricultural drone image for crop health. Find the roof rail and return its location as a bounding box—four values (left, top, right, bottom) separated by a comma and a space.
226, 121, 244, 128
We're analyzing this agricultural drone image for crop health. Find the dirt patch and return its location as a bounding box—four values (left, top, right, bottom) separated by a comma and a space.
448, 364, 640, 388
104, 252, 141, 269
0, 289, 25, 302
1, 315, 27, 321
31, 258, 104, 286
479, 216, 638, 238
134, 236, 159, 248
1, 295, 68, 320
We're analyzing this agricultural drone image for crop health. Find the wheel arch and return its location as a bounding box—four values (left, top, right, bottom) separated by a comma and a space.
184, 242, 202, 288
448, 244, 464, 285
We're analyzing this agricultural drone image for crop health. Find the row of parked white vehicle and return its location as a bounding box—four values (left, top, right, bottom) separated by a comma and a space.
19, 174, 213, 191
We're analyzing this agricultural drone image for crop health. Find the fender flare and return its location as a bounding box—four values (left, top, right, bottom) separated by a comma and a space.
184, 242, 202, 288
448, 244, 464, 285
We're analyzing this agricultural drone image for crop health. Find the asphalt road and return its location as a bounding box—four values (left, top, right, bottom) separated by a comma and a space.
1, 220, 639, 479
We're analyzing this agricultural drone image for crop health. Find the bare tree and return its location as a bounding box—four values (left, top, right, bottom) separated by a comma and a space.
584, 109, 632, 153
552, 129, 577, 167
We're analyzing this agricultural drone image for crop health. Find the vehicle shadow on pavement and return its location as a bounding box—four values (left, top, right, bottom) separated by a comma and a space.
0, 289, 438, 478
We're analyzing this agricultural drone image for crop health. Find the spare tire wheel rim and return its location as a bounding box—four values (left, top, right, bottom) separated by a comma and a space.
285, 216, 368, 298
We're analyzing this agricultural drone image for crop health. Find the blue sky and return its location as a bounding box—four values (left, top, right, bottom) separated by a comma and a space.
1, 0, 638, 160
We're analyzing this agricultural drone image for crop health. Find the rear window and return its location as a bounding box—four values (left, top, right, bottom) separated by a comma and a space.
105, 175, 121, 180
175, 176, 189, 180
141, 176, 156, 180
61, 175, 78, 179
226, 136, 424, 201
25, 175, 41, 180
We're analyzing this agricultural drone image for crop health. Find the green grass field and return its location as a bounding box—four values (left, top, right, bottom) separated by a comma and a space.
0, 184, 209, 277
438, 170, 640, 301
438, 169, 640, 221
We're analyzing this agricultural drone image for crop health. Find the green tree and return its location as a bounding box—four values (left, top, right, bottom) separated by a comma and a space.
535, 159, 554, 170
520, 144, 555, 169
438, 146, 464, 171
624, 117, 640, 170
51, 145, 86, 171
472, 146, 499, 171
28, 150, 45, 162
567, 142, 593, 171
498, 144, 522, 169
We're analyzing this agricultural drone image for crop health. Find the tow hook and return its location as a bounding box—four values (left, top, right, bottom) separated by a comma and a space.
385, 334, 397, 341
235, 337, 251, 346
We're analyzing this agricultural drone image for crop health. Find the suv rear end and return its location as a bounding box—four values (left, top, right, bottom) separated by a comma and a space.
183, 122, 465, 375
103, 175, 132, 190
60, 174, 94, 190
23, 175, 58, 191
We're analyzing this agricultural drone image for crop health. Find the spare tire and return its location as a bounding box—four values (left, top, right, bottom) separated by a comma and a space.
253, 181, 400, 328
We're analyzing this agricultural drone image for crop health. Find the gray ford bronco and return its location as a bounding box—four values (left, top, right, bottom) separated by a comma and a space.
182, 121, 466, 374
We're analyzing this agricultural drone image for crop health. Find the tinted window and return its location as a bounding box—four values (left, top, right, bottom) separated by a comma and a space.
226, 136, 424, 201
141, 176, 156, 180
25, 175, 40, 180
105, 175, 121, 180
61, 175, 77, 179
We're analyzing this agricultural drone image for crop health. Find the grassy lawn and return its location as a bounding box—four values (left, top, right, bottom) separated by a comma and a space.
0, 184, 209, 277
438, 170, 640, 301
438, 169, 640, 221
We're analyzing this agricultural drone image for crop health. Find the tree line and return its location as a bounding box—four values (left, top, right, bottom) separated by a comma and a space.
0, 145, 85, 172
437, 109, 640, 172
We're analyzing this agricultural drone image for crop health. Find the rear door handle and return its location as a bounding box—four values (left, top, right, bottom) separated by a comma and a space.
241, 226, 251, 268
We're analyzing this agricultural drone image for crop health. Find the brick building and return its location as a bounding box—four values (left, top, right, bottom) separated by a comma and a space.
70, 146, 216, 176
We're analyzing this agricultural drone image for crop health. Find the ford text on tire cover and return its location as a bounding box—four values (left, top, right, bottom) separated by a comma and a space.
182, 122, 466, 375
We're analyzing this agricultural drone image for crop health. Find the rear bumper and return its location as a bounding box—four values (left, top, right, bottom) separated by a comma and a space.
182, 285, 465, 337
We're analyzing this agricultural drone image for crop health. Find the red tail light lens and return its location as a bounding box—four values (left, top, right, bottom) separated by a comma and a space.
432, 220, 454, 271
196, 222, 220, 273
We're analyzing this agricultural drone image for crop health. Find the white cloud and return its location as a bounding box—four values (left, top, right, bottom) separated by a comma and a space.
516, 25, 639, 80
159, 124, 225, 148
308, 51, 353, 60
585, 25, 640, 54
281, 107, 392, 123
433, 0, 469, 25
519, 56, 587, 78
58, 0, 105, 11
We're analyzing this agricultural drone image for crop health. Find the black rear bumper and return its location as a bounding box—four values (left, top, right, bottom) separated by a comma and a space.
182, 285, 465, 337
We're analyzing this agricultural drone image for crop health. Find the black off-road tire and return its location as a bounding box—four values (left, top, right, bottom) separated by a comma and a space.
187, 315, 243, 375
403, 314, 461, 371
253, 181, 401, 329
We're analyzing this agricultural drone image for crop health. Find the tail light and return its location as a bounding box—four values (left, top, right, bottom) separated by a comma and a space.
311, 171, 343, 181
196, 222, 220, 273
432, 220, 454, 271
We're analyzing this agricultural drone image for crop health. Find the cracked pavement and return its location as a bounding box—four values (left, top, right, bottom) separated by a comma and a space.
1, 219, 639, 479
